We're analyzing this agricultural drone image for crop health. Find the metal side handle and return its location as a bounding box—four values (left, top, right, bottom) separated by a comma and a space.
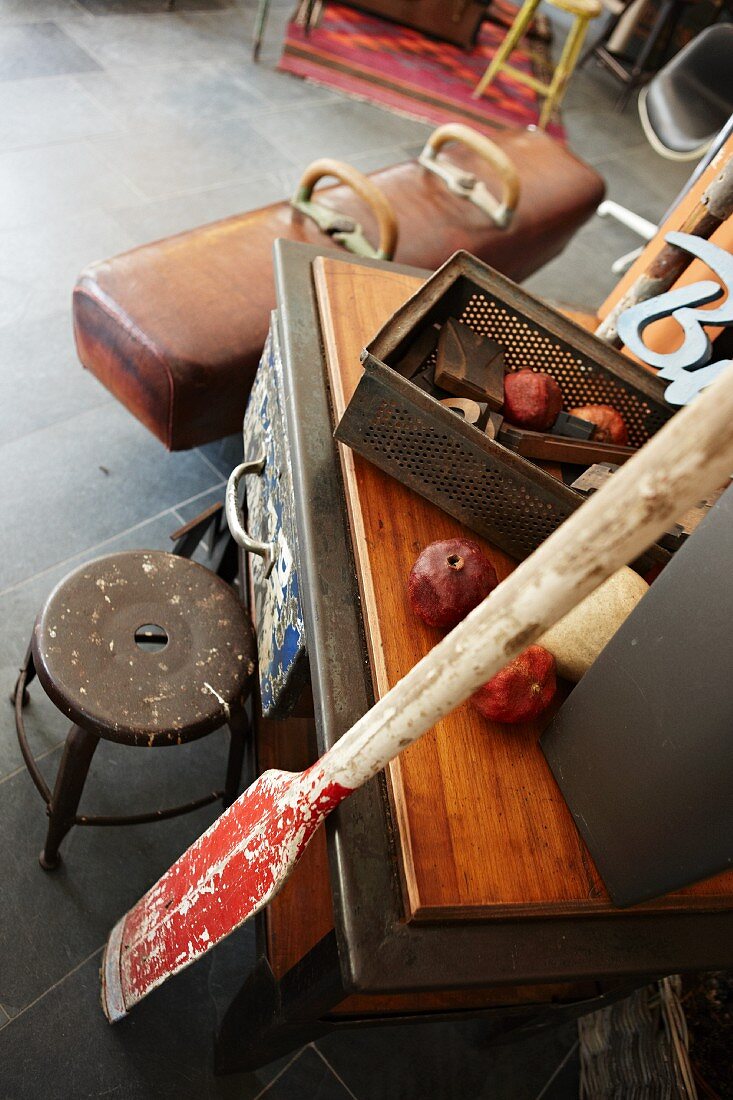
225, 458, 277, 577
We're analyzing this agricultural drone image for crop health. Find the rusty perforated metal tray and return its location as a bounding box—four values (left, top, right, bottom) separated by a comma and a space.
334, 251, 671, 571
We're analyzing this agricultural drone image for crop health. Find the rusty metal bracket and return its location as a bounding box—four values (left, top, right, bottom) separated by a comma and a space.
291, 197, 378, 258
418, 152, 504, 221
418, 124, 520, 228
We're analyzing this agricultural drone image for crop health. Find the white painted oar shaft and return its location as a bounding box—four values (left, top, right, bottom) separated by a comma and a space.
320, 363, 733, 794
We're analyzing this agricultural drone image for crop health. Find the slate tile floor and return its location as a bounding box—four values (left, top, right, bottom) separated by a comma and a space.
0, 1, 693, 1096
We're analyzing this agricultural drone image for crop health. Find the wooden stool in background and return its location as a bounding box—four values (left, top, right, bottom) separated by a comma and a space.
473, 0, 602, 129
12, 550, 256, 870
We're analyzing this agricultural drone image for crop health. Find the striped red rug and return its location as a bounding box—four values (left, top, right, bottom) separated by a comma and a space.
278, 3, 564, 141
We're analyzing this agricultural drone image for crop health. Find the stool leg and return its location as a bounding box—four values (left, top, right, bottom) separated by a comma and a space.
40, 724, 99, 871
304, 0, 319, 35
538, 14, 591, 129
579, 6, 621, 69
472, 0, 541, 99
252, 0, 269, 61
223, 710, 249, 808
615, 0, 676, 110
11, 641, 35, 708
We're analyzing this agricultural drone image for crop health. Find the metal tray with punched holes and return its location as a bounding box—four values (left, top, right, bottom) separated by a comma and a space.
335, 250, 671, 572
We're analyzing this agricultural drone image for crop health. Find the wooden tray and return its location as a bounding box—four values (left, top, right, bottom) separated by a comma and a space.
314, 255, 733, 922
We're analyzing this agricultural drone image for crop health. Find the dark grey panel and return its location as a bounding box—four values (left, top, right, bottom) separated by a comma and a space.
543, 484, 733, 907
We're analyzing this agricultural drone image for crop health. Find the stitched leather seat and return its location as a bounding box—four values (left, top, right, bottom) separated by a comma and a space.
73, 128, 604, 450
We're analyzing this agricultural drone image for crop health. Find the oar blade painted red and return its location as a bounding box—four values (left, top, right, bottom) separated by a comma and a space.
101, 766, 352, 1021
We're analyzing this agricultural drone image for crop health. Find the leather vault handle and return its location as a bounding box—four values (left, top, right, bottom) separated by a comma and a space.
420, 123, 520, 228
293, 157, 399, 260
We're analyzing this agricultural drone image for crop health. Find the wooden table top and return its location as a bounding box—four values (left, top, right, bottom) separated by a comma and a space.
314, 255, 733, 923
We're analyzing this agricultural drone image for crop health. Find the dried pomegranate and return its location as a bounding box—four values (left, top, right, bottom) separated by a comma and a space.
408, 538, 498, 630
643, 562, 666, 585
503, 369, 563, 431
471, 645, 556, 724
569, 404, 628, 445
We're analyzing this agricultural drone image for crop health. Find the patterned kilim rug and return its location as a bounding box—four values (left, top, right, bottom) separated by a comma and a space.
278, 2, 564, 141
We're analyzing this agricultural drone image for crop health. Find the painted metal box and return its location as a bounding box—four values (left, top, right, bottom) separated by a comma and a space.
241, 316, 308, 717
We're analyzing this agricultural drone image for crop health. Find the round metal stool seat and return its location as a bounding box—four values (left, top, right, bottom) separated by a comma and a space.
13, 550, 256, 870
34, 551, 254, 745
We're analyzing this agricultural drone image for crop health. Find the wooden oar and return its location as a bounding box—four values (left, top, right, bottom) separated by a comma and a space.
596, 156, 733, 345
102, 361, 733, 1022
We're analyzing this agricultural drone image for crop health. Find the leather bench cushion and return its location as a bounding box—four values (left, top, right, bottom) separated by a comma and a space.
73, 128, 605, 450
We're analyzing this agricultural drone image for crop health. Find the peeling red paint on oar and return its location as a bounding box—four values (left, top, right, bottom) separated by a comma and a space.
103, 362, 733, 1021
102, 767, 352, 1020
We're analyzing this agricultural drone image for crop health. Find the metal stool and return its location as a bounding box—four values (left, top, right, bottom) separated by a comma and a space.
12, 550, 256, 870
472, 0, 602, 129
580, 0, 697, 111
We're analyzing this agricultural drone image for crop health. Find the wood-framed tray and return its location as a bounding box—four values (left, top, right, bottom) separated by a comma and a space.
315, 253, 733, 923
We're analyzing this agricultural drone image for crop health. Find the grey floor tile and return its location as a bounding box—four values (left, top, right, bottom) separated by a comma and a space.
197, 434, 243, 479
235, 63, 339, 108
0, 22, 100, 81
75, 59, 264, 132
0, 74, 119, 150
59, 10, 255, 71
0, 273, 32, 330
0, 510, 193, 783
0, 0, 86, 21
333, 143, 416, 177
578, 207, 653, 263
0, 310, 110, 445
0, 141, 141, 232
0, 401, 217, 591
89, 113, 296, 200
561, 56, 627, 114
523, 234, 614, 312
173, 485, 225, 526
250, 98, 433, 166
535, 1039, 580, 1099
317, 1019, 579, 1100
109, 174, 287, 245
0, 732, 229, 1016
400, 140, 429, 160
562, 105, 647, 167
522, 200, 661, 310
0, 937, 298, 1099
0, 208, 135, 322
263, 1048, 354, 1100
596, 140, 693, 223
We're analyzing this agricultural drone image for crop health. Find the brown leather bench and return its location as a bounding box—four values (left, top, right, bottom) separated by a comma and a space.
73, 126, 604, 450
